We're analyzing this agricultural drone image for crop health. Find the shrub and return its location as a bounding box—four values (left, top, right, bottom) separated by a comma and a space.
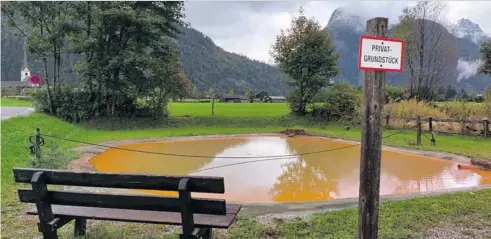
384, 85, 406, 103
286, 89, 304, 115
33, 87, 95, 122
33, 85, 171, 122
384, 99, 448, 118
311, 82, 362, 122
1, 87, 20, 97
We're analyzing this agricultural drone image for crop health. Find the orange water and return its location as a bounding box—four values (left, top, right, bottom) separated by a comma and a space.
90, 136, 491, 203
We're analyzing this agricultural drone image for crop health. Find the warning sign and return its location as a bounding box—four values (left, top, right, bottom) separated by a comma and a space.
358, 35, 404, 72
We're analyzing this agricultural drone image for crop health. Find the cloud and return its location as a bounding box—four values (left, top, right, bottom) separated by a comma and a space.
184, 1, 491, 63
456, 58, 482, 82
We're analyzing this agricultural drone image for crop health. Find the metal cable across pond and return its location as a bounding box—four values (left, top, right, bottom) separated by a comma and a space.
192, 126, 418, 173
39, 125, 416, 163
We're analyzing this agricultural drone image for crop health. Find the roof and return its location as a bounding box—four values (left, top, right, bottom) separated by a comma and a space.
268, 96, 286, 100
1, 81, 28, 87
221, 95, 246, 99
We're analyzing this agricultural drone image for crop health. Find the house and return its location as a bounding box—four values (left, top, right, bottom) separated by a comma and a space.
219, 95, 246, 103
264, 96, 286, 103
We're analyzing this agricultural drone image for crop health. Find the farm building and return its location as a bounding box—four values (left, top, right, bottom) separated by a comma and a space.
264, 96, 286, 103
219, 95, 247, 103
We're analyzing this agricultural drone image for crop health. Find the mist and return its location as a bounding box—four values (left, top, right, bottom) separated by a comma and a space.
456, 58, 482, 82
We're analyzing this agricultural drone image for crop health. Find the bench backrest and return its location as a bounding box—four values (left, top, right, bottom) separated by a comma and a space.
13, 168, 228, 215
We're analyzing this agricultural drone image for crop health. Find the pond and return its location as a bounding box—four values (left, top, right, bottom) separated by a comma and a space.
90, 136, 491, 203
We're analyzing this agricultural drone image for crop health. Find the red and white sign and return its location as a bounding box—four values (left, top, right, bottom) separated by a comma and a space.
358, 35, 404, 72
29, 74, 41, 85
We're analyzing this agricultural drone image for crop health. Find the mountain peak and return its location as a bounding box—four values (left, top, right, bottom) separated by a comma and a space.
451, 18, 488, 45
327, 7, 365, 32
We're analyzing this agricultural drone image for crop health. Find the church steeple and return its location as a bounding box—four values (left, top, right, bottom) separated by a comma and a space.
21, 40, 30, 82
22, 43, 28, 70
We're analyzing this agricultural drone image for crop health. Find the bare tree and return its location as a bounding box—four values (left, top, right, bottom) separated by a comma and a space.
393, 1, 458, 101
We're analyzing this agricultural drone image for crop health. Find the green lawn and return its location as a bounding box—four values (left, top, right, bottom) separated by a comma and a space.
169, 102, 289, 117
2, 104, 491, 238
0, 97, 33, 107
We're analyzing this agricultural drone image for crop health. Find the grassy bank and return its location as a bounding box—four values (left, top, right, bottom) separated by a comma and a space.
2, 107, 491, 238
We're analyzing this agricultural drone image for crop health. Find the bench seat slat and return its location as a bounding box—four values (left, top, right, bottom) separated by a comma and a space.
27, 204, 242, 229
19, 189, 227, 215
14, 168, 225, 193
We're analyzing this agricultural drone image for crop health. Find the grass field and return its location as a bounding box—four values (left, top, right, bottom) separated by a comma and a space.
171, 102, 289, 117
2, 101, 491, 238
0, 97, 33, 107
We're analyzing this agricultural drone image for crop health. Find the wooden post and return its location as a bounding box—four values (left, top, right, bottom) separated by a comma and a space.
35, 128, 41, 166
211, 95, 215, 116
416, 116, 422, 145
385, 114, 390, 129
429, 117, 435, 145
358, 17, 388, 239
461, 120, 465, 135
428, 117, 433, 132
483, 120, 489, 138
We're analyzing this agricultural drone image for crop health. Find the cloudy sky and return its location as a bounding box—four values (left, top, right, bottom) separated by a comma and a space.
184, 1, 491, 64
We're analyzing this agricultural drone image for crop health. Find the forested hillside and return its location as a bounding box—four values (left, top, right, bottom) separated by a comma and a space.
176, 26, 290, 95
1, 19, 289, 95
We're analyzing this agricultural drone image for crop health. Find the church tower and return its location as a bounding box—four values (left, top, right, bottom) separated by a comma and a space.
20, 42, 30, 82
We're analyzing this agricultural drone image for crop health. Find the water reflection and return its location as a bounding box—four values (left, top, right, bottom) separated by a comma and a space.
91, 136, 491, 202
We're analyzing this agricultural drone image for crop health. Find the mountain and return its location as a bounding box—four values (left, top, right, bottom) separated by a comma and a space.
1, 22, 289, 95
176, 27, 289, 95
451, 18, 489, 46
324, 8, 491, 92
325, 8, 365, 85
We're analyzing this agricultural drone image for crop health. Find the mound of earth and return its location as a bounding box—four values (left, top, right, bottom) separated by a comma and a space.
280, 128, 309, 137
471, 158, 491, 170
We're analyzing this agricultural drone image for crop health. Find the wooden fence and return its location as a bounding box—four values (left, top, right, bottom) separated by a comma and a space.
384, 114, 489, 145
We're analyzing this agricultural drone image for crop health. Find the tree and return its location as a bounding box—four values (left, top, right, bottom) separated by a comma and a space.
7, 2, 187, 120
270, 8, 339, 115
206, 88, 214, 98
255, 91, 269, 101
246, 89, 255, 103
479, 40, 491, 76
71, 2, 186, 117
458, 88, 469, 100
191, 85, 199, 99
228, 89, 234, 96
392, 1, 458, 101
2, 2, 76, 115
445, 84, 457, 100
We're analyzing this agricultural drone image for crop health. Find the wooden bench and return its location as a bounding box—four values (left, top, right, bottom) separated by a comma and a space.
13, 168, 242, 239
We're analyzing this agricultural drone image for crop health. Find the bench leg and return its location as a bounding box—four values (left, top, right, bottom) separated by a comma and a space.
74, 218, 87, 236
202, 228, 212, 239
38, 223, 59, 239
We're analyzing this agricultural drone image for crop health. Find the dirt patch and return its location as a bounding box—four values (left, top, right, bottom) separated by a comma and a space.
280, 128, 310, 137
68, 153, 98, 172
426, 220, 491, 239
471, 158, 491, 170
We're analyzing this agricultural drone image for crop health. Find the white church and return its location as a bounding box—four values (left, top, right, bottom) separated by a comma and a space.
21, 48, 31, 82
2, 45, 40, 88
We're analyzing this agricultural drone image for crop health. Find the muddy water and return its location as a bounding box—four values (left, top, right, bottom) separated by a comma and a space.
90, 136, 491, 203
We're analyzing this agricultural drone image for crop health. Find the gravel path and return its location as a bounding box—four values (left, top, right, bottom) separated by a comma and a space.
1, 107, 34, 120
